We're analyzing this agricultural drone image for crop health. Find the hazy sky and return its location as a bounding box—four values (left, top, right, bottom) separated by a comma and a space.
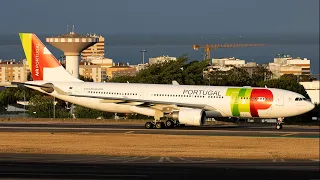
1, 0, 319, 35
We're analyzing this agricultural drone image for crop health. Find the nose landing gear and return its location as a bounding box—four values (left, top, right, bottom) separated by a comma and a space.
276, 117, 284, 130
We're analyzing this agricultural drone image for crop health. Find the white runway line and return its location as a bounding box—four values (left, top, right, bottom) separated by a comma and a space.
159, 157, 165, 162
123, 156, 150, 162
165, 157, 174, 162
310, 159, 320, 162
124, 131, 135, 134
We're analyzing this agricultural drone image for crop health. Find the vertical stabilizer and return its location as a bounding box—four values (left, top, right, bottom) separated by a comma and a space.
19, 33, 82, 82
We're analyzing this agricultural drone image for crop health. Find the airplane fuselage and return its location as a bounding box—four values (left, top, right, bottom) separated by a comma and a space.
26, 81, 314, 119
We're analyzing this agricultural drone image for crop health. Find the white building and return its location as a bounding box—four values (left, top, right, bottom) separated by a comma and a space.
130, 63, 149, 72
0, 59, 30, 83
79, 62, 105, 82
81, 34, 105, 60
300, 81, 320, 104
212, 57, 245, 66
269, 54, 311, 78
149, 55, 177, 65
85, 56, 113, 67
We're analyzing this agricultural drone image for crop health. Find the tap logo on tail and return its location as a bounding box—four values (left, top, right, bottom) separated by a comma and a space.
19, 33, 60, 80
226, 88, 273, 117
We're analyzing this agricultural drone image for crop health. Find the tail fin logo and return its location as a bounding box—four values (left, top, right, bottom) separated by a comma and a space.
34, 43, 40, 77
20, 33, 60, 80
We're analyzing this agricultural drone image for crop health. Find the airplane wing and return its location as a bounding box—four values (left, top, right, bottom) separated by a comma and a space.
71, 94, 217, 111
14, 81, 216, 111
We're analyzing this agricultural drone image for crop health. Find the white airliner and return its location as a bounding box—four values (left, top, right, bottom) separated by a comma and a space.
18, 33, 315, 130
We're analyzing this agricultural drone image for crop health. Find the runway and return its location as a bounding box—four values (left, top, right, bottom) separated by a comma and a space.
0, 153, 319, 180
0, 122, 319, 179
0, 122, 318, 138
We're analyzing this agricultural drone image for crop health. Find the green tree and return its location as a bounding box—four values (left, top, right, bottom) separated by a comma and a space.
258, 74, 309, 98
182, 59, 210, 85
108, 75, 135, 83
27, 95, 54, 118
79, 75, 94, 82
74, 105, 114, 119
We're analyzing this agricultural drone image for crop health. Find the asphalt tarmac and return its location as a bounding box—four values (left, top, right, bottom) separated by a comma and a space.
0, 153, 319, 180
0, 122, 319, 179
0, 122, 318, 138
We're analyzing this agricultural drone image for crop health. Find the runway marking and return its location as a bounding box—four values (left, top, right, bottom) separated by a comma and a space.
0, 126, 317, 135
178, 157, 216, 162
123, 156, 150, 162
106, 156, 131, 161
272, 159, 285, 162
165, 157, 174, 162
281, 133, 298, 137
310, 159, 320, 162
159, 157, 165, 162
124, 131, 135, 134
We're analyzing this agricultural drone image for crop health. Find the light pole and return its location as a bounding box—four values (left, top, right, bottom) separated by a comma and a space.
140, 49, 147, 64
53, 96, 55, 118
23, 89, 26, 118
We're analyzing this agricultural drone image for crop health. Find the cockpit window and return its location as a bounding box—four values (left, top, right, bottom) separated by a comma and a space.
295, 97, 309, 101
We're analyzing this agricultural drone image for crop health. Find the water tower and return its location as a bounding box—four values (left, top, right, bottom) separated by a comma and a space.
46, 26, 99, 79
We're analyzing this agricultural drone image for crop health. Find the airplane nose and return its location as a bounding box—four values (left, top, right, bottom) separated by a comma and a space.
306, 102, 315, 112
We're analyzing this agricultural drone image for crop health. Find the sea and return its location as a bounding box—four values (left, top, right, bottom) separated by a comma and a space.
0, 33, 319, 74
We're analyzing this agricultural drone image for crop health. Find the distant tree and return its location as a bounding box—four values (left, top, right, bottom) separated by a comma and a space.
27, 72, 33, 81
251, 65, 273, 84
79, 75, 94, 82
258, 75, 309, 98
108, 75, 135, 83
74, 105, 114, 119
27, 95, 54, 118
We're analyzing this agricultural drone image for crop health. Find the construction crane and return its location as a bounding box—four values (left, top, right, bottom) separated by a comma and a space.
192, 44, 266, 60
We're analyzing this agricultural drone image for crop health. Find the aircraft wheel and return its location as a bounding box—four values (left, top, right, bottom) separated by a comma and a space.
155, 122, 163, 129
145, 122, 153, 129
276, 123, 282, 130
176, 121, 180, 127
166, 120, 174, 128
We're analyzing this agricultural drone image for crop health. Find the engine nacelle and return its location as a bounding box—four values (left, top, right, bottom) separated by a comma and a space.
167, 109, 206, 126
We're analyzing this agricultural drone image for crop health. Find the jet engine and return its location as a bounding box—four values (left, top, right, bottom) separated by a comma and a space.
166, 109, 206, 126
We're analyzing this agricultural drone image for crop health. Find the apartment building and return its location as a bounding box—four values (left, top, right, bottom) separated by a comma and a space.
81, 34, 105, 60
106, 65, 136, 79
0, 59, 29, 83
79, 62, 105, 82
269, 54, 311, 78
212, 57, 245, 67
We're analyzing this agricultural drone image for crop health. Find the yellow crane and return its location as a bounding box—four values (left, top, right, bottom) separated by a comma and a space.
192, 44, 266, 60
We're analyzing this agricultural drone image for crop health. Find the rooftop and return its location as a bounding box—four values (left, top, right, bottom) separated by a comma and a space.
49, 31, 97, 38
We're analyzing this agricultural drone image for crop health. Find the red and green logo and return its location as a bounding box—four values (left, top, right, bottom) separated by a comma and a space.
226, 88, 273, 117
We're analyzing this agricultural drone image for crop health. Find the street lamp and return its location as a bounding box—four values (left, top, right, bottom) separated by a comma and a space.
53, 96, 55, 118
140, 49, 147, 64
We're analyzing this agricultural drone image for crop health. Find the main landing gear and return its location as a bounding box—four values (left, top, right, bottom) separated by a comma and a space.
144, 120, 184, 129
276, 117, 284, 130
